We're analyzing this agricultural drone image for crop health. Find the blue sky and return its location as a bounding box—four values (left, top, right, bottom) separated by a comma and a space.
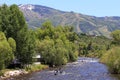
0, 0, 120, 17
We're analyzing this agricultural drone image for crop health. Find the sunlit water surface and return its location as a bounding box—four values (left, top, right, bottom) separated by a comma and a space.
5, 57, 120, 80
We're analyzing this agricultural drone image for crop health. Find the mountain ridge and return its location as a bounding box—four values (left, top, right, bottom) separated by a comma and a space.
19, 4, 120, 37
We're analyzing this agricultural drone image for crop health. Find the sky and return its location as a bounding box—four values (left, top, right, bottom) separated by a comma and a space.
0, 0, 120, 17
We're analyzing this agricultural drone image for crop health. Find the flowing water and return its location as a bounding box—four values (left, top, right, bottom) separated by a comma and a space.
5, 57, 119, 80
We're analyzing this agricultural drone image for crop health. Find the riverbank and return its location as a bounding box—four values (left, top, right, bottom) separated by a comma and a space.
0, 69, 28, 80
0, 64, 48, 80
5, 57, 117, 80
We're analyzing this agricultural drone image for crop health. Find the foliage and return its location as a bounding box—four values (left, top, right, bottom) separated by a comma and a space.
0, 4, 113, 71
111, 30, 120, 45
100, 30, 120, 74
0, 4, 36, 68
35, 21, 111, 66
17, 30, 36, 66
100, 47, 120, 74
77, 34, 111, 57
8, 37, 16, 53
0, 4, 10, 33
0, 32, 14, 70
36, 21, 78, 66
25, 64, 48, 72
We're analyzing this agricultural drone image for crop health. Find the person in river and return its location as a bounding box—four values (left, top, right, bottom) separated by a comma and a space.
59, 68, 63, 74
54, 68, 63, 75
54, 69, 59, 75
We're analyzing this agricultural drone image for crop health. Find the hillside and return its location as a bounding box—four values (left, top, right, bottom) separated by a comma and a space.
19, 4, 120, 37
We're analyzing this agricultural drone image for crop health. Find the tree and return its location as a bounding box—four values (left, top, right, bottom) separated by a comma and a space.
25, 30, 36, 65
36, 37, 55, 66
65, 41, 78, 61
55, 47, 68, 66
78, 42, 86, 56
0, 4, 10, 34
8, 4, 27, 39
0, 32, 14, 70
87, 42, 92, 50
0, 4, 35, 67
111, 30, 120, 45
17, 29, 36, 66
8, 37, 16, 54
35, 21, 55, 40
35, 22, 79, 66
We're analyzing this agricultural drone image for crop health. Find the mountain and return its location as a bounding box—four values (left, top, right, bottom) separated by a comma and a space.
19, 4, 120, 37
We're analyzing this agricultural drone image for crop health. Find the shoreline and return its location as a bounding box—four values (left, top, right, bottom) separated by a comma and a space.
6, 57, 117, 80
0, 64, 49, 80
0, 69, 28, 80
1, 57, 98, 80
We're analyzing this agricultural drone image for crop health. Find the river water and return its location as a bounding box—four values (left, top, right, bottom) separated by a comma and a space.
5, 57, 119, 80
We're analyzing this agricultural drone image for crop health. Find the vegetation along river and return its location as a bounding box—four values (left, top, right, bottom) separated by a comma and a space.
5, 57, 119, 80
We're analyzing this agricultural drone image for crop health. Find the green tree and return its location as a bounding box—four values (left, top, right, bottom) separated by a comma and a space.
66, 42, 78, 61
0, 32, 14, 70
111, 30, 120, 45
87, 42, 92, 50
100, 47, 120, 74
36, 22, 79, 66
0, 4, 10, 34
55, 47, 68, 66
0, 4, 35, 66
8, 4, 27, 38
17, 29, 36, 66
8, 37, 16, 53
78, 42, 86, 56
37, 37, 55, 65
35, 21, 55, 40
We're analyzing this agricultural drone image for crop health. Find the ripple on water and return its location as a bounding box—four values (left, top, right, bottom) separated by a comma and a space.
9, 57, 118, 80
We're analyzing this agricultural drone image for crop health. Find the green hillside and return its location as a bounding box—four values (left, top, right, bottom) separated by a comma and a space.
19, 4, 120, 37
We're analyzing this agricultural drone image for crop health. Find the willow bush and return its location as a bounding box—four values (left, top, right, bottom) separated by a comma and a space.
100, 47, 120, 74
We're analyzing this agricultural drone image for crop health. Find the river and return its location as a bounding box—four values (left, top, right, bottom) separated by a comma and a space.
5, 57, 119, 80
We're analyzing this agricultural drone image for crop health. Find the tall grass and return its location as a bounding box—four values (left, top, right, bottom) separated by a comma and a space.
25, 64, 48, 72
100, 47, 120, 74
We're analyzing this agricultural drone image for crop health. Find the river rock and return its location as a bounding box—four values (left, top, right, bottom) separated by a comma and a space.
3, 70, 28, 77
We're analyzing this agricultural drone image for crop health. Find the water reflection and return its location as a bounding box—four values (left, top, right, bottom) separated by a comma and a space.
5, 57, 119, 80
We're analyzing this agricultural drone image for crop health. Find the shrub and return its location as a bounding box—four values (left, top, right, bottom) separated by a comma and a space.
25, 64, 48, 72
100, 47, 120, 74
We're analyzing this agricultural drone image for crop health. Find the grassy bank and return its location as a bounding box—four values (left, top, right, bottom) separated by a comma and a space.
100, 47, 120, 74
25, 64, 48, 72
